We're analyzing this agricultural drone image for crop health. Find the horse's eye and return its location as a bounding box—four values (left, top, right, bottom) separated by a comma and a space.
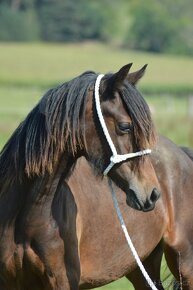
118, 122, 133, 133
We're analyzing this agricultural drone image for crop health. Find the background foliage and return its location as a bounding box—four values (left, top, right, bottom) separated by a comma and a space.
0, 0, 193, 55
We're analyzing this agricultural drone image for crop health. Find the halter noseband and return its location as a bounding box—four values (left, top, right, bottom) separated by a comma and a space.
94, 74, 151, 176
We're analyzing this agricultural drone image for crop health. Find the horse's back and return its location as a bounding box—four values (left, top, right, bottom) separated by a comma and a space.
180, 146, 193, 161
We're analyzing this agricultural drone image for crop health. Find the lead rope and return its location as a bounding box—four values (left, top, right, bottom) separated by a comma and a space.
108, 178, 158, 290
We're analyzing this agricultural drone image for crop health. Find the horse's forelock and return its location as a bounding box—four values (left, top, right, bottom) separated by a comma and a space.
120, 83, 156, 150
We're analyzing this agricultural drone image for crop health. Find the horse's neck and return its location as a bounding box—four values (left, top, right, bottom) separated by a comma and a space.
0, 154, 75, 228
30, 154, 75, 202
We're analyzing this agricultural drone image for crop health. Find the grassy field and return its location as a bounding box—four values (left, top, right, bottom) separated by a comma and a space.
1, 41, 193, 149
0, 42, 193, 289
0, 42, 193, 92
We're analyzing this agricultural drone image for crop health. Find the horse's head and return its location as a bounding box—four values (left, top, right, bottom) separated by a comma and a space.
5, 64, 160, 212
84, 64, 160, 212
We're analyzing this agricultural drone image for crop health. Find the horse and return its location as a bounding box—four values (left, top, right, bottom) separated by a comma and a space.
12, 135, 191, 290
63, 137, 193, 290
0, 64, 161, 290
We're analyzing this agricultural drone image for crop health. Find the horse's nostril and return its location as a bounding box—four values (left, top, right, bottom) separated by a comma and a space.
150, 188, 160, 203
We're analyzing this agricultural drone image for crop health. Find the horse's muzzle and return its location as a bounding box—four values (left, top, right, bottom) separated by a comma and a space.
126, 188, 161, 212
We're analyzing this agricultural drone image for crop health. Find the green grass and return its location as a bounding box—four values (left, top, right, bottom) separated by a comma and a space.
146, 95, 192, 146
0, 42, 193, 93
0, 86, 43, 148
0, 41, 192, 148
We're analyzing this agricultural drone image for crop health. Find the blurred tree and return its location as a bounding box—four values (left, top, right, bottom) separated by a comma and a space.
125, 0, 193, 55
158, 0, 193, 55
10, 0, 21, 10
37, 0, 104, 42
96, 0, 131, 44
0, 0, 35, 10
125, 0, 176, 52
0, 2, 40, 41
0, 0, 192, 56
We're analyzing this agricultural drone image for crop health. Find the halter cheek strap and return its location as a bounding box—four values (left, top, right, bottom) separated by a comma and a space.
94, 74, 151, 175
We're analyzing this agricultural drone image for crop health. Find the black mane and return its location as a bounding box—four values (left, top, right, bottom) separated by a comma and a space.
0, 71, 97, 183
0, 70, 155, 194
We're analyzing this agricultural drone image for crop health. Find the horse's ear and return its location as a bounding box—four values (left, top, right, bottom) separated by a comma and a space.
109, 63, 133, 89
127, 64, 148, 85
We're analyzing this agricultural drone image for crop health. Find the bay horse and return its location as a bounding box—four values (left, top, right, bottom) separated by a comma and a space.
0, 64, 160, 290
64, 137, 193, 290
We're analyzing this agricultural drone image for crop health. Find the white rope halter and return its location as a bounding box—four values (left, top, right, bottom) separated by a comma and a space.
94, 74, 151, 175
94, 74, 158, 290
109, 179, 158, 290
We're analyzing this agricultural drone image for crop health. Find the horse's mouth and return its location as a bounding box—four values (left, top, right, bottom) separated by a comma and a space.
126, 190, 156, 212
126, 190, 143, 211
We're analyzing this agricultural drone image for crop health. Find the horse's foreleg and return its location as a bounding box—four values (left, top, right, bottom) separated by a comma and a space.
164, 243, 193, 290
126, 243, 164, 290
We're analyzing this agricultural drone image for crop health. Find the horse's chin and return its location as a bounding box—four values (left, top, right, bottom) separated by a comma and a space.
126, 193, 155, 212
